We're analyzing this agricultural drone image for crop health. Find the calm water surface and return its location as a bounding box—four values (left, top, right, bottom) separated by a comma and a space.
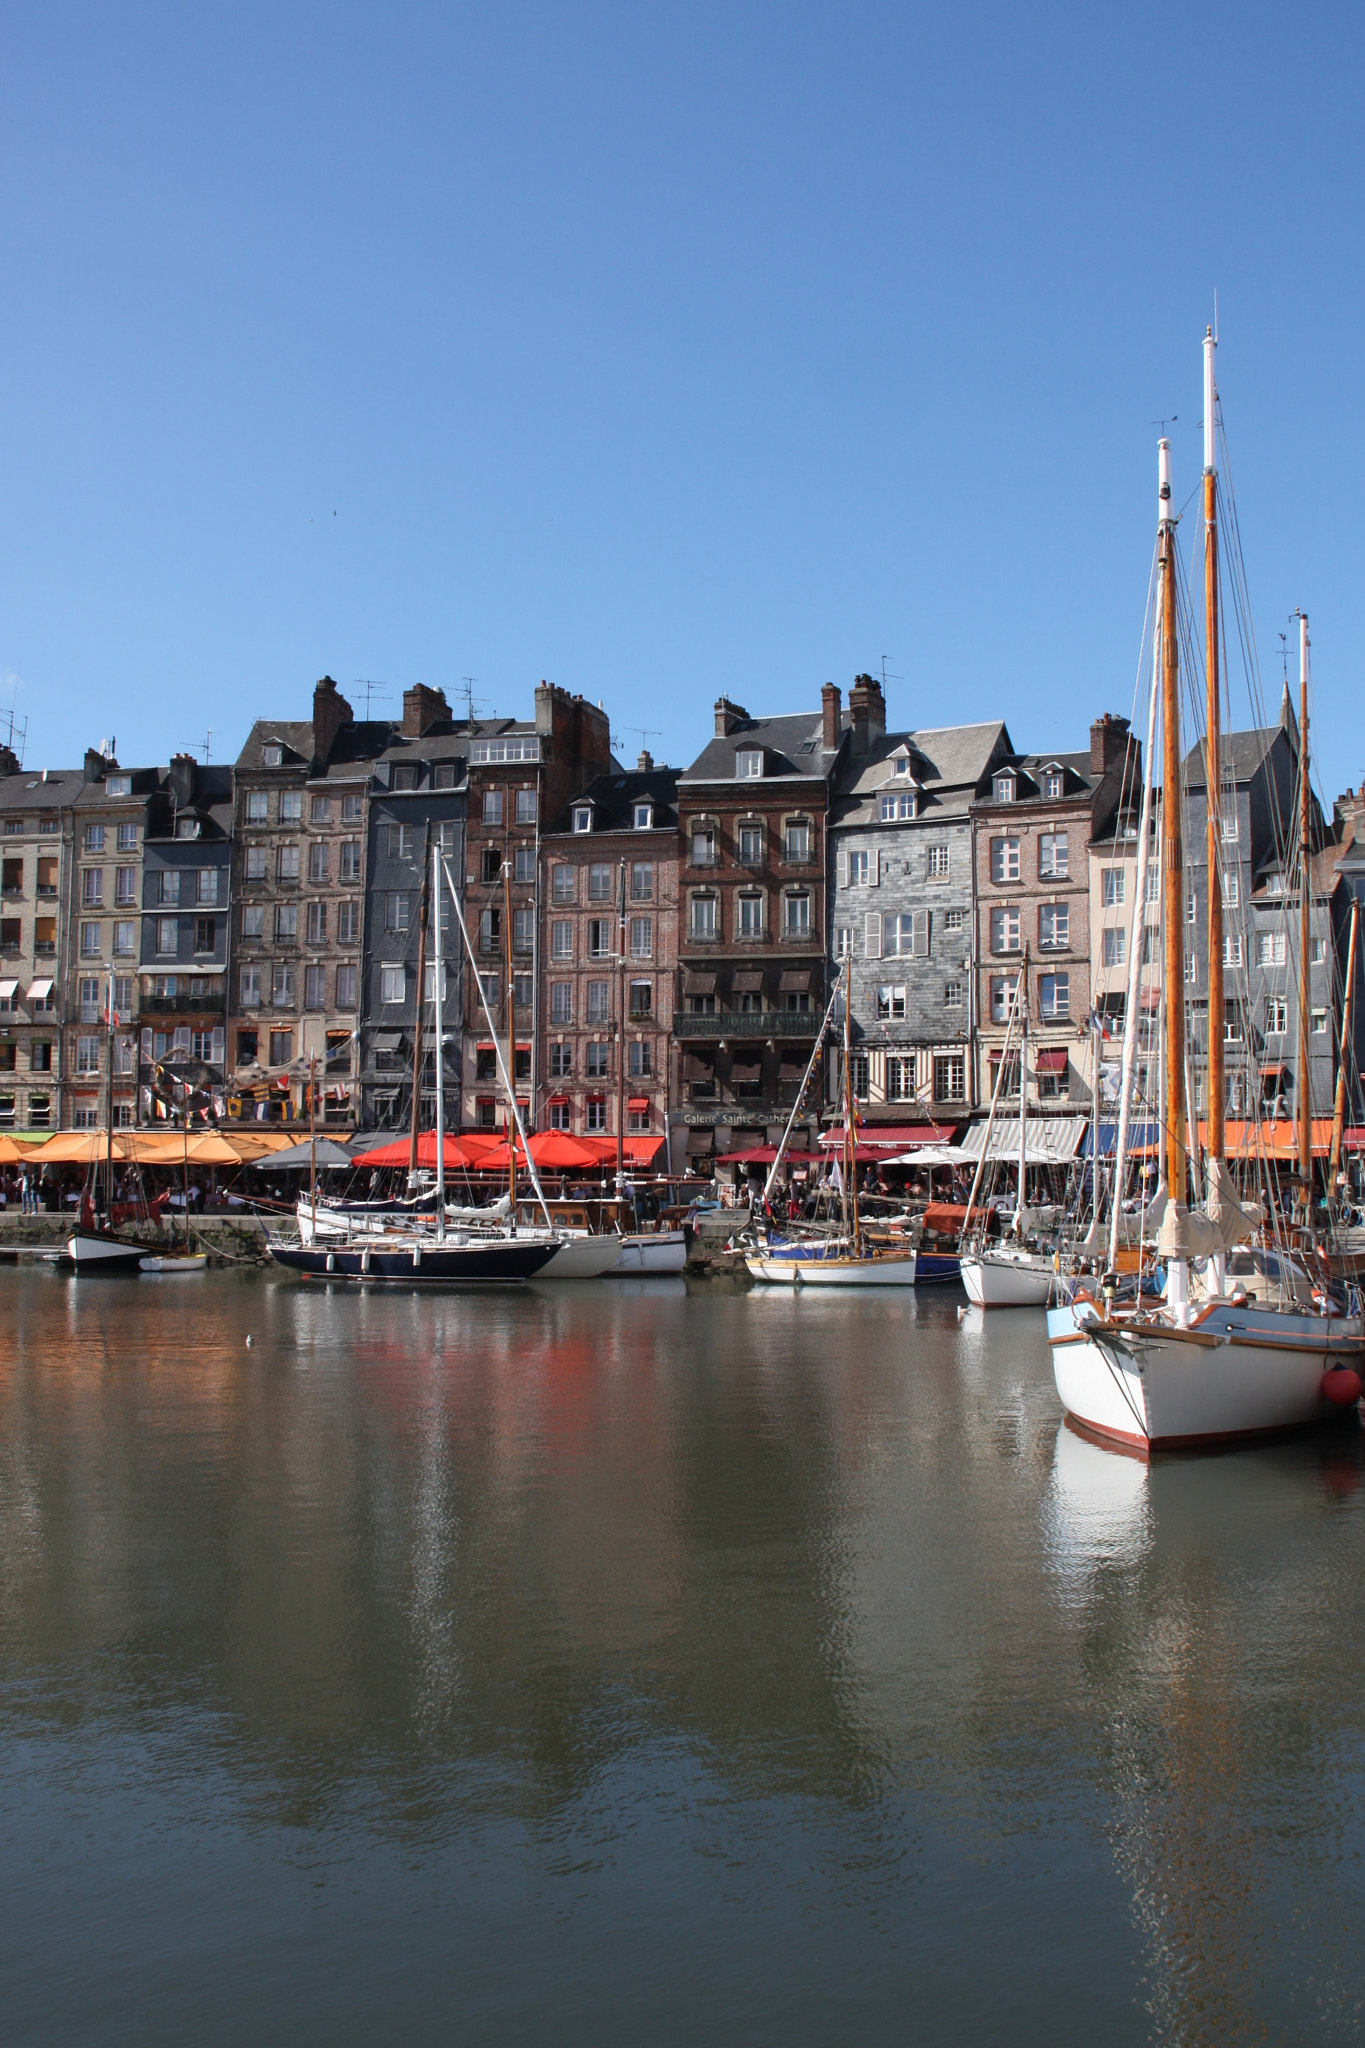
2, 1267, 1365, 2044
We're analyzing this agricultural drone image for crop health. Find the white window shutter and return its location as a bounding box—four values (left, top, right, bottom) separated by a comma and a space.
211, 1027, 225, 1065
864, 911, 882, 959
140, 1027, 153, 1059
837, 850, 848, 890
870, 849, 880, 886
915, 908, 930, 958
174, 1025, 191, 1053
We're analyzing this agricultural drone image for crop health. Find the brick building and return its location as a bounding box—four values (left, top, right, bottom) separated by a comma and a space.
537, 757, 679, 1142
671, 689, 846, 1172
0, 750, 75, 1134
66, 754, 151, 1129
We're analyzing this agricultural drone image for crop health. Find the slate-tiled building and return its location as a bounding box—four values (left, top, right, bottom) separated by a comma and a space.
829, 709, 1012, 1116
537, 758, 679, 1142
65, 753, 151, 1129
136, 757, 234, 1115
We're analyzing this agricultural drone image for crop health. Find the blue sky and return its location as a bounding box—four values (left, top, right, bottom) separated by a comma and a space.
2, 2, 1362, 793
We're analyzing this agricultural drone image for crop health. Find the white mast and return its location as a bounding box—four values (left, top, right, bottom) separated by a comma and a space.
1012, 956, 1029, 1236
432, 835, 446, 1243
1108, 613, 1160, 1270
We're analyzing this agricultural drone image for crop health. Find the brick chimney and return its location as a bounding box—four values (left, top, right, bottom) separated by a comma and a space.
168, 753, 196, 811
84, 747, 107, 782
401, 683, 450, 738
312, 676, 353, 763
0, 747, 17, 779
848, 674, 886, 754
821, 682, 842, 752
1089, 713, 1131, 778
637, 749, 654, 772
714, 696, 749, 737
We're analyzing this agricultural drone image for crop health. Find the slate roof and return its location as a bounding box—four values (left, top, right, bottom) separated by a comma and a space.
680, 710, 841, 785
831, 720, 1012, 827
0, 768, 88, 812
544, 767, 680, 836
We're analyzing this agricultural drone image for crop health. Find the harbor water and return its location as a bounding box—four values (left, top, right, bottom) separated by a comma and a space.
3, 1266, 1365, 2044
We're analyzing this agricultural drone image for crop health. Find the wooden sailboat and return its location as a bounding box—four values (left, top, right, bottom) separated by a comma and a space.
67, 980, 148, 1272
1048, 339, 1365, 1450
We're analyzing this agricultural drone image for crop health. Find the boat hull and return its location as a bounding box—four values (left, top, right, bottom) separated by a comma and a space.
65, 1229, 149, 1272
745, 1248, 918, 1286
536, 1234, 628, 1278
139, 1253, 208, 1273
1047, 1298, 1365, 1451
914, 1250, 962, 1285
608, 1230, 688, 1275
270, 1239, 558, 1283
960, 1252, 1056, 1307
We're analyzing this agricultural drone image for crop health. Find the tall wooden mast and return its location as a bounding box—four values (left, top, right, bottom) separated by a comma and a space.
1297, 613, 1313, 1211
1329, 898, 1359, 1185
1203, 329, 1225, 1165
1159, 439, 1187, 1207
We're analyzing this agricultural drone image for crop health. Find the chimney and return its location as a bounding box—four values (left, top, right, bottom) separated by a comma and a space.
401, 683, 450, 738
848, 674, 886, 754
637, 749, 654, 772
168, 753, 196, 811
84, 747, 107, 782
714, 696, 749, 737
821, 682, 842, 752
1089, 712, 1131, 778
312, 676, 354, 763
0, 747, 17, 779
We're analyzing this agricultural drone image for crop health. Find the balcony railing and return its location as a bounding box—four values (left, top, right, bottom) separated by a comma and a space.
674, 1009, 818, 1039
141, 991, 225, 1014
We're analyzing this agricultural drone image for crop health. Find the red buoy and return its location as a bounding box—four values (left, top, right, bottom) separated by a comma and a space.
1321, 1368, 1363, 1408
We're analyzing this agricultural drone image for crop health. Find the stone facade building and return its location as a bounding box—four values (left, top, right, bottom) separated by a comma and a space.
829, 712, 1012, 1117
136, 758, 233, 1120
0, 750, 76, 1134
671, 689, 846, 1171
971, 716, 1137, 1112
65, 754, 153, 1129
537, 759, 679, 1142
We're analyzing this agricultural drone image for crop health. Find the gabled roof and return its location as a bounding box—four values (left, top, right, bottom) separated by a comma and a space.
1183, 724, 1287, 791
973, 750, 1096, 803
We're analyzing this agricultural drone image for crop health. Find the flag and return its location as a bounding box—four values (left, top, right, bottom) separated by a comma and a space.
1089, 1008, 1116, 1041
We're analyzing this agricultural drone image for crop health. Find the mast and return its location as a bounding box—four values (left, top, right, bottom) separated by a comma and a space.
503, 852, 516, 1214
615, 857, 626, 1203
1159, 438, 1187, 1214
307, 1052, 317, 1238
842, 955, 857, 1245
407, 824, 431, 1180
1014, 950, 1029, 1233
1297, 613, 1313, 1219
432, 834, 446, 1242
1203, 327, 1226, 1169
1108, 612, 1159, 1271
104, 968, 115, 1218
1329, 897, 1359, 1186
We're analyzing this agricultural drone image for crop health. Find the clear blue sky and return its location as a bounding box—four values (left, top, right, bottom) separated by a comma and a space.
2, 2, 1362, 793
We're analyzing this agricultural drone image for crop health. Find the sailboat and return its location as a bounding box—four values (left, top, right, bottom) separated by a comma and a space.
746, 961, 919, 1284
959, 955, 1059, 1307
1048, 332, 1365, 1450
67, 982, 151, 1272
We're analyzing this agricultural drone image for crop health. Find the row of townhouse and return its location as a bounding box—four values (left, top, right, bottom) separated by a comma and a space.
2, 671, 1357, 1146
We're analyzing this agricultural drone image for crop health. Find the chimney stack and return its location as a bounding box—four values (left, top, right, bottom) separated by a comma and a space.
637, 749, 654, 772
83, 747, 107, 782
821, 683, 842, 751
168, 753, 196, 811
848, 674, 886, 755
1089, 712, 1131, 778
401, 683, 450, 738
714, 696, 749, 737
312, 676, 354, 763
0, 747, 17, 779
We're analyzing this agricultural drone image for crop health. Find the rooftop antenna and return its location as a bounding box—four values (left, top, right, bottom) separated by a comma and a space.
354, 679, 390, 719
1151, 414, 1178, 436
619, 725, 661, 757
1279, 631, 1289, 686
879, 657, 902, 691
460, 677, 485, 731
192, 728, 212, 762
0, 706, 28, 766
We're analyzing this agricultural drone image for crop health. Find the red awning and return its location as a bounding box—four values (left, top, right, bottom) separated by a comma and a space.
1034, 1048, 1069, 1073
820, 1123, 953, 1149
628, 1097, 650, 1111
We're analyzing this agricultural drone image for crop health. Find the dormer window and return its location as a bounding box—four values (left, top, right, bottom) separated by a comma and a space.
175, 817, 201, 840
105, 774, 132, 796
262, 744, 283, 768
994, 773, 1016, 803
1044, 770, 1064, 799
892, 756, 912, 777
573, 807, 593, 834
633, 802, 653, 830
735, 749, 764, 780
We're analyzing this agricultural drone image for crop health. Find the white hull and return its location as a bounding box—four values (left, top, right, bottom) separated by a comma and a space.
536, 1234, 628, 1279
66, 1230, 147, 1271
1048, 1298, 1365, 1451
139, 1253, 208, 1272
608, 1230, 688, 1275
745, 1249, 918, 1286
960, 1250, 1056, 1307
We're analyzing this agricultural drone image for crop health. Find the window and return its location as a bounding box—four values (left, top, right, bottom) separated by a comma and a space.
1186, 888, 1197, 923
1044, 771, 1064, 799
1225, 871, 1240, 909
30, 1041, 52, 1072
1223, 931, 1243, 967
549, 982, 573, 1026
276, 844, 299, 883
629, 916, 653, 957
479, 906, 500, 952
785, 893, 810, 935
630, 861, 653, 901
1312, 936, 1328, 964
944, 979, 964, 1009
781, 820, 809, 866
514, 845, 535, 883
302, 964, 325, 1009
990, 838, 1020, 884
78, 977, 101, 1022
738, 822, 763, 865
336, 964, 357, 1008
1142, 926, 1160, 964
336, 793, 361, 828
549, 1039, 572, 1075
552, 865, 575, 903
944, 908, 965, 933
117, 822, 138, 852
589, 864, 612, 902
877, 984, 907, 1020
573, 807, 592, 834
515, 788, 537, 824
339, 840, 361, 881
886, 1056, 915, 1101
306, 795, 332, 825
175, 816, 201, 841
687, 992, 716, 1015
479, 845, 501, 885
275, 904, 297, 941
241, 904, 264, 940
629, 979, 652, 1017
268, 1029, 292, 1066
691, 895, 717, 938
990, 976, 1016, 1023
1038, 902, 1069, 949
1146, 866, 1161, 904
38, 817, 57, 835
386, 823, 414, 861
114, 920, 136, 955
331, 900, 357, 944
1312, 1008, 1328, 1035
628, 1040, 652, 1078
154, 917, 176, 955
115, 867, 137, 905
884, 913, 916, 958
391, 765, 419, 792
1102, 928, 1126, 968
927, 844, 950, 878
586, 981, 610, 1024
547, 1096, 571, 1128
585, 1097, 607, 1132
993, 774, 1015, 803
849, 1054, 870, 1101
1185, 951, 1198, 985
550, 920, 572, 960
385, 892, 411, 931
154, 870, 180, 906
240, 967, 261, 1008
380, 966, 405, 1004
586, 1041, 610, 1078
848, 849, 871, 885
990, 907, 1020, 953
280, 791, 303, 823
307, 901, 327, 944
933, 1053, 966, 1102
1223, 999, 1244, 1044
81, 868, 103, 908
245, 847, 267, 881
1221, 798, 1238, 840
736, 749, 763, 779
0, 821, 17, 838
271, 964, 294, 1008
1101, 867, 1125, 906
585, 917, 610, 959
76, 1035, 100, 1074
1038, 972, 1070, 1018
84, 824, 105, 853
1259, 932, 1287, 968
834, 927, 852, 959
194, 918, 216, 953
881, 791, 915, 821
737, 894, 763, 938
690, 827, 715, 865
245, 790, 269, 826
479, 974, 499, 1011
483, 789, 504, 826
512, 908, 534, 955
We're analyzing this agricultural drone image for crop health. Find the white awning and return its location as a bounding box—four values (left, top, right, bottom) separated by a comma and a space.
26, 979, 53, 1001
0, 980, 17, 1000
882, 1145, 971, 1167
957, 1116, 1087, 1165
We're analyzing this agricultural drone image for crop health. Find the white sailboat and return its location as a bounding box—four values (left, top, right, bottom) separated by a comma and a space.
1048, 337, 1364, 1450
959, 959, 1058, 1307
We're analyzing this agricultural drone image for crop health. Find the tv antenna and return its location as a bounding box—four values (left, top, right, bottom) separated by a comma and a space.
1151, 414, 1178, 435
188, 728, 212, 762
460, 677, 486, 730
354, 679, 390, 719
0, 704, 28, 766
618, 725, 661, 757
879, 657, 901, 690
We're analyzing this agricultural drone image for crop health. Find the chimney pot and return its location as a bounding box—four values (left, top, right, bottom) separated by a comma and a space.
637, 749, 654, 772
1089, 712, 1131, 777
401, 683, 450, 739
714, 696, 749, 738
848, 674, 886, 755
